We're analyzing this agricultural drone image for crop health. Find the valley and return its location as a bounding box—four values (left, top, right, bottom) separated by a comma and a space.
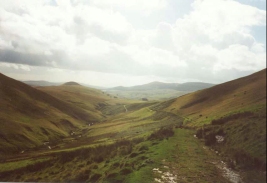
104, 82, 215, 101
0, 69, 266, 183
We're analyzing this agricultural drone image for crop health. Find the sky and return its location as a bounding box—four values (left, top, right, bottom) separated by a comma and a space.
0, 0, 266, 87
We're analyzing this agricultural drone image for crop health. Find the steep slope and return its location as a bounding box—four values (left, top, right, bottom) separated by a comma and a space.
0, 73, 98, 154
162, 69, 266, 125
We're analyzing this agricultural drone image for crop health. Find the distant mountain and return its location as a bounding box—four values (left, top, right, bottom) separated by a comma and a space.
104, 81, 215, 101
23, 80, 106, 90
109, 82, 177, 91
108, 81, 215, 92
62, 82, 107, 89
83, 84, 107, 90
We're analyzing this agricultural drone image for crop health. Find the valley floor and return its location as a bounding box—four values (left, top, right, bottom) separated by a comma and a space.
126, 128, 245, 183
0, 126, 265, 183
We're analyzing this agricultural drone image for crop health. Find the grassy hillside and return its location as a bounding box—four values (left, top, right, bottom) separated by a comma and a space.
154, 69, 266, 173
0, 74, 99, 154
160, 69, 266, 126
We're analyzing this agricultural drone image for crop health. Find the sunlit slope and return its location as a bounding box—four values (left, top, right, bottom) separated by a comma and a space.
153, 69, 266, 169
161, 69, 266, 126
0, 73, 97, 153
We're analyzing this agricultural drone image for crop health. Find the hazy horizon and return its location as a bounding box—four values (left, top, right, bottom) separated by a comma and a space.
6, 67, 266, 89
20, 78, 219, 88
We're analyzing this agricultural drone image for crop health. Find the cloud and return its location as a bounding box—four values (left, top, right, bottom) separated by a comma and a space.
0, 0, 266, 85
0, 62, 31, 71
170, 0, 266, 81
0, 49, 53, 67
88, 0, 168, 14
151, 22, 176, 52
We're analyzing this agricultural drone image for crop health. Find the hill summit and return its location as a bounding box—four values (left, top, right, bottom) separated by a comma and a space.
63, 81, 81, 86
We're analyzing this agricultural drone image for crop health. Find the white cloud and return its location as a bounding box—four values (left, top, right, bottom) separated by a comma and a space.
0, 0, 266, 85
168, 0, 266, 81
89, 0, 168, 15
148, 48, 185, 67
216, 44, 266, 71
0, 62, 31, 71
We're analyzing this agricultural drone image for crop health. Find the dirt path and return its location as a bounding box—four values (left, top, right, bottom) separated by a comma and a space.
202, 147, 243, 183
124, 105, 128, 112
150, 129, 241, 183
152, 159, 242, 183
153, 162, 177, 183
214, 160, 243, 183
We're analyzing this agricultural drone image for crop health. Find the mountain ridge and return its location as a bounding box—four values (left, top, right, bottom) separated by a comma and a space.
108, 81, 215, 91
104, 81, 216, 100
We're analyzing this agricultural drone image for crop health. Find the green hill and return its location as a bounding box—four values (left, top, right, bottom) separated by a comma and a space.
159, 69, 266, 125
